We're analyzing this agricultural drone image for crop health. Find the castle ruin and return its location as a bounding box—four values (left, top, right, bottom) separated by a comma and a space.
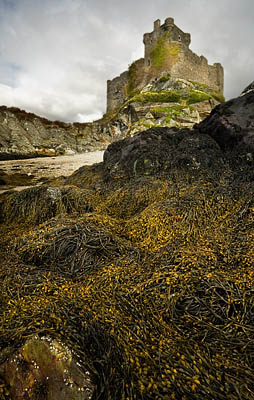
107, 18, 224, 113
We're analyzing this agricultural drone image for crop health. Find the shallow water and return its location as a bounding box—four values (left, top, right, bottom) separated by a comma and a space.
0, 151, 104, 193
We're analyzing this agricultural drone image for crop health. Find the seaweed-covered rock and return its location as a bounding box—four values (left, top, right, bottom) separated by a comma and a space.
197, 90, 254, 151
1, 86, 254, 400
103, 126, 224, 180
0, 185, 95, 224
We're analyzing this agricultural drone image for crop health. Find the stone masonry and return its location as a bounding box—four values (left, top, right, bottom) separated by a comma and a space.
107, 18, 224, 113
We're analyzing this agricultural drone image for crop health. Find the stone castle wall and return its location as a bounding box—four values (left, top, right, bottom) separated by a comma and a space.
107, 18, 224, 113
169, 50, 224, 92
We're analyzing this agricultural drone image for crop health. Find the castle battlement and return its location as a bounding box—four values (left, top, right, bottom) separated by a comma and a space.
107, 18, 224, 113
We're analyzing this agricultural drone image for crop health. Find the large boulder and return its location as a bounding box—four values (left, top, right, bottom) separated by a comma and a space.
197, 90, 254, 151
103, 126, 224, 180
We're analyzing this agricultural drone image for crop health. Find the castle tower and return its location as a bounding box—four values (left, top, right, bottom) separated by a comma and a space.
143, 17, 191, 70
107, 18, 224, 113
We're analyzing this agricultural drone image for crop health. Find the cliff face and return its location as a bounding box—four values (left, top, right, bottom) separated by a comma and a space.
0, 106, 108, 160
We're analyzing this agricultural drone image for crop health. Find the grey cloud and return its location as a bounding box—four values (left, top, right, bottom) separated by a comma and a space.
0, 0, 253, 122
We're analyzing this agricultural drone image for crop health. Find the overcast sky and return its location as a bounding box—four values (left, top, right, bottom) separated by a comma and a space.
0, 0, 253, 122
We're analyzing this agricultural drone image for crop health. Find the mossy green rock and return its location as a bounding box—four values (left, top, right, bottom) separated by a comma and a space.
1, 336, 94, 399
101, 76, 224, 138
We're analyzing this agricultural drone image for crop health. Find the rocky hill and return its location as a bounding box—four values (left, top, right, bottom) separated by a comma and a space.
102, 75, 224, 138
0, 76, 224, 160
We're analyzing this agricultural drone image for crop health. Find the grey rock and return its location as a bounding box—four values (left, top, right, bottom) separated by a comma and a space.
241, 81, 254, 96
197, 90, 254, 151
0, 107, 107, 160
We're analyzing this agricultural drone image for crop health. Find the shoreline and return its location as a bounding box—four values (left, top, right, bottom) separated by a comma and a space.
0, 150, 104, 194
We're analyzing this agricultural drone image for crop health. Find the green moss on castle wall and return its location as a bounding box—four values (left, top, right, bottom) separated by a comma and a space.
127, 62, 138, 98
158, 73, 171, 83
150, 33, 180, 69
126, 59, 145, 98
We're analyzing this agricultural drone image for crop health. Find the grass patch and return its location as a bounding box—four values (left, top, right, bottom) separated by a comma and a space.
151, 105, 186, 114
158, 73, 171, 83
188, 81, 225, 103
184, 89, 212, 104
211, 91, 226, 103
132, 90, 182, 104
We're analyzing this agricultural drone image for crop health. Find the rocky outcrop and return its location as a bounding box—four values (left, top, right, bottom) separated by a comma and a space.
241, 81, 254, 96
0, 106, 110, 160
101, 87, 254, 185
103, 126, 224, 181
197, 90, 254, 152
101, 76, 224, 139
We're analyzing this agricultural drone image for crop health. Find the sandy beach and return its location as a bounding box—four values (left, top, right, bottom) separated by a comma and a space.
0, 151, 104, 193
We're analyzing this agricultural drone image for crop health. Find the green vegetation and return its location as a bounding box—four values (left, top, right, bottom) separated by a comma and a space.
132, 90, 182, 104
127, 62, 138, 98
126, 59, 145, 98
131, 88, 223, 107
151, 105, 188, 124
185, 89, 225, 105
150, 33, 180, 69
185, 89, 212, 104
189, 80, 217, 92
158, 73, 171, 83
188, 81, 225, 103
211, 91, 226, 103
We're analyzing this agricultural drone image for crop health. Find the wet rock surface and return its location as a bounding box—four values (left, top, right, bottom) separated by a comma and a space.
0, 336, 94, 400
